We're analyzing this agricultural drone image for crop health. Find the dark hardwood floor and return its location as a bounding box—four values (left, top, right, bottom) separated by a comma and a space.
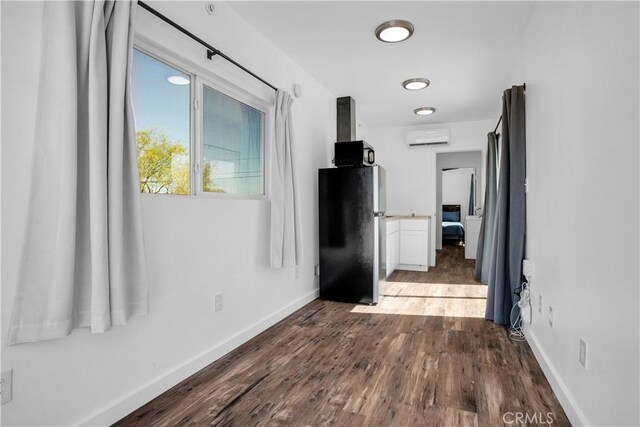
388, 244, 481, 285
115, 295, 570, 426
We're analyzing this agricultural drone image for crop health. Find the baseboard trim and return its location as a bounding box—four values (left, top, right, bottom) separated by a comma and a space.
396, 264, 429, 272
524, 328, 588, 426
77, 289, 319, 426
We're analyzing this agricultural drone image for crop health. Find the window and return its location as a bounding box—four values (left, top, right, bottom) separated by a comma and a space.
131, 46, 267, 198
202, 85, 264, 195
132, 49, 191, 195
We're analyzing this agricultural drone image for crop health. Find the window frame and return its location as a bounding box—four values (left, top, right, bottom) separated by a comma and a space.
195, 76, 269, 200
132, 43, 196, 197
133, 38, 272, 200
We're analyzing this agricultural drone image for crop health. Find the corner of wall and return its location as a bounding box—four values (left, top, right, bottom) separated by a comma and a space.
524, 327, 588, 426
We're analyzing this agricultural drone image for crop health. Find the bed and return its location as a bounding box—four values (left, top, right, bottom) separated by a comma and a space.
442, 204, 465, 244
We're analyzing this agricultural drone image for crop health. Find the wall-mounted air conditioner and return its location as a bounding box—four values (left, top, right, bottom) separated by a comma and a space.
407, 129, 450, 147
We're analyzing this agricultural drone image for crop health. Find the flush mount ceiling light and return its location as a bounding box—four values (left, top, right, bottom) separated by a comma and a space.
167, 75, 190, 85
375, 20, 414, 43
403, 78, 430, 91
414, 107, 436, 116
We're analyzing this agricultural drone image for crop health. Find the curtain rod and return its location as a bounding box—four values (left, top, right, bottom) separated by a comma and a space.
137, 1, 278, 92
493, 116, 502, 134
493, 83, 526, 134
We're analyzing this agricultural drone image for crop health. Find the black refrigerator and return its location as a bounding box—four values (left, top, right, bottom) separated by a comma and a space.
318, 165, 386, 305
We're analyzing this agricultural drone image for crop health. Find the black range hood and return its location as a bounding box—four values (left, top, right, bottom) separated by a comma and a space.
335, 96, 375, 167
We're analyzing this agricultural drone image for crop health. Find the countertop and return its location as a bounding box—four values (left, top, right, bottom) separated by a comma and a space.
386, 215, 431, 221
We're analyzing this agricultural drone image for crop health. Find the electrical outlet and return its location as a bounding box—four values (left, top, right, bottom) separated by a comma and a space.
1, 369, 13, 405
538, 294, 543, 313
579, 339, 587, 369
314, 264, 320, 277
548, 306, 553, 327
214, 293, 223, 312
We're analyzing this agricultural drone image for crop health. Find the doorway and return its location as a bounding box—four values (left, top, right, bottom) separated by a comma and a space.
383, 149, 486, 317
442, 167, 476, 248
434, 150, 483, 252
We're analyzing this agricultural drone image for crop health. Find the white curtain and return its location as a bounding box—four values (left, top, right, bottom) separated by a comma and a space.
9, 0, 147, 344
270, 90, 302, 268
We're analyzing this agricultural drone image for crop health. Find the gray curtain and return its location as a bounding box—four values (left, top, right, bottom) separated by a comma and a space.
475, 132, 498, 283
9, 0, 148, 344
468, 174, 475, 216
270, 90, 302, 268
485, 85, 526, 325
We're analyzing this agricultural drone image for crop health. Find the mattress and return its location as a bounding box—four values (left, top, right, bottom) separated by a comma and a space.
442, 221, 465, 238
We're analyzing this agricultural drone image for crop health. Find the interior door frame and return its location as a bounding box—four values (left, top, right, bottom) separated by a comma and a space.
426, 146, 486, 266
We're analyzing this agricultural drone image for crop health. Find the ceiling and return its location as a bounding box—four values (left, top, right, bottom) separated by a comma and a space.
227, 1, 535, 128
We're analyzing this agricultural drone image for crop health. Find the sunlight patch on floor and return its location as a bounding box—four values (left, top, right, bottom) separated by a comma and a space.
384, 282, 487, 298
351, 281, 487, 318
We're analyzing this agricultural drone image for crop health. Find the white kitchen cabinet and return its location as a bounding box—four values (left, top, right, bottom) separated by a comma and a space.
386, 217, 430, 274
385, 220, 400, 278
398, 218, 430, 271
400, 219, 429, 232
399, 231, 428, 265
390, 231, 399, 272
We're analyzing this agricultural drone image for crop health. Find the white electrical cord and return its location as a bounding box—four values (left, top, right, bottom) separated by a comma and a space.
509, 281, 530, 342
509, 305, 526, 341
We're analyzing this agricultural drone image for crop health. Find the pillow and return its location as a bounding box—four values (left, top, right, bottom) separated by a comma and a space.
443, 211, 460, 222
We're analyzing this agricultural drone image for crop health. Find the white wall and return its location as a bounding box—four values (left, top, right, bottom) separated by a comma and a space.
0, 2, 334, 425
443, 168, 474, 218
512, 2, 639, 426
360, 119, 492, 264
